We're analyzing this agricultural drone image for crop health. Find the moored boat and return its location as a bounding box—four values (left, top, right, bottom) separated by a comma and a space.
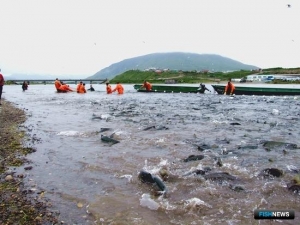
212, 84, 300, 96
133, 84, 206, 93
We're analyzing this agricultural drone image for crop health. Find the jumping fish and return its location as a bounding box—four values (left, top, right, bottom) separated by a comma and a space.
288, 184, 300, 193
259, 168, 283, 178
138, 170, 168, 192
183, 155, 204, 162
262, 141, 298, 149
101, 134, 119, 145
99, 128, 111, 133
203, 172, 237, 181
143, 125, 169, 131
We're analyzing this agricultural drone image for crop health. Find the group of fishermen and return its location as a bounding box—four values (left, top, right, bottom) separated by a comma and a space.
139, 79, 235, 95
54, 78, 124, 94
106, 82, 124, 94
54, 78, 235, 95
199, 79, 235, 95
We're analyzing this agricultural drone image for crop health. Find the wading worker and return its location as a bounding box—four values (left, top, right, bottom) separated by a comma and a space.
77, 81, 83, 93
140, 80, 152, 91
112, 82, 124, 94
78, 83, 87, 93
198, 83, 210, 93
106, 82, 112, 94
88, 84, 95, 91
0, 69, 4, 105
58, 84, 74, 92
224, 78, 235, 95
22, 81, 28, 91
54, 78, 62, 91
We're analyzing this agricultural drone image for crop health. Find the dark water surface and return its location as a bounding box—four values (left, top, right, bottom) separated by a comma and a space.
3, 84, 300, 225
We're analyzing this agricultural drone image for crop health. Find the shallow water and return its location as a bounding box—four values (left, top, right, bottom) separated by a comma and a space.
3, 84, 300, 225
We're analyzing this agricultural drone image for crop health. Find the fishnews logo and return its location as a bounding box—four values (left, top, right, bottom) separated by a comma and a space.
254, 209, 295, 220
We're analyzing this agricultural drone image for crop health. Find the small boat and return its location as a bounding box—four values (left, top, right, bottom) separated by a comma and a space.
133, 84, 206, 93
212, 84, 300, 96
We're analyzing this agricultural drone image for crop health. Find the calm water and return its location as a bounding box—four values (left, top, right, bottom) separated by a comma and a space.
3, 83, 300, 225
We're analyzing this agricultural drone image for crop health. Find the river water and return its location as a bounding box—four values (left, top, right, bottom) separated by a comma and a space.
3, 83, 300, 225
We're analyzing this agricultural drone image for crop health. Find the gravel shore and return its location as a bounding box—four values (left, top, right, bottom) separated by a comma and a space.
0, 100, 58, 224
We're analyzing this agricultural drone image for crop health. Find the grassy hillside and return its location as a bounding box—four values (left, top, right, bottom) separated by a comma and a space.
260, 67, 300, 74
110, 69, 256, 84
109, 67, 300, 84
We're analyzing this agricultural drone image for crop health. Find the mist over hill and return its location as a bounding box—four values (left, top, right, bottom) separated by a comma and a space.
88, 52, 259, 80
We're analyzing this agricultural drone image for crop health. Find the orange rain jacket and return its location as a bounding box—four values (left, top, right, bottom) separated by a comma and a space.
77, 83, 83, 93
112, 83, 124, 94
55, 79, 61, 90
78, 85, 86, 93
224, 82, 235, 95
141, 82, 152, 91
106, 84, 112, 94
58, 84, 73, 92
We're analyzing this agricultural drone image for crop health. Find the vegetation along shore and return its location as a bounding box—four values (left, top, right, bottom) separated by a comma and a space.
109, 67, 300, 84
0, 100, 58, 224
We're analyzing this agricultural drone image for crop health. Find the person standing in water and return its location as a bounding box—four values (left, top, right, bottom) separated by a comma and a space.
77, 81, 83, 93
198, 83, 210, 93
78, 83, 87, 93
224, 78, 235, 95
58, 84, 74, 92
0, 69, 4, 105
54, 78, 62, 91
140, 80, 152, 91
112, 82, 124, 94
22, 81, 28, 91
106, 82, 112, 94
88, 84, 95, 91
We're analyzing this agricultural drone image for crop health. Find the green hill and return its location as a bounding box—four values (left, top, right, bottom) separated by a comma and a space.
88, 52, 259, 80
110, 69, 256, 84
109, 67, 300, 84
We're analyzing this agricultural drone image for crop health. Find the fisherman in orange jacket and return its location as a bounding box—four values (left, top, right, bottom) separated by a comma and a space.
224, 78, 235, 95
112, 82, 124, 94
77, 81, 83, 93
54, 78, 62, 90
140, 81, 152, 91
78, 83, 87, 93
58, 84, 74, 92
106, 82, 112, 94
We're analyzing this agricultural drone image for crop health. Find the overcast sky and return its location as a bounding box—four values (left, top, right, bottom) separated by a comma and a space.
0, 0, 299, 77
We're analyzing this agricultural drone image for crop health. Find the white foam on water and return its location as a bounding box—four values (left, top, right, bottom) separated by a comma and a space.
272, 109, 279, 115
184, 197, 212, 209
156, 138, 165, 143
160, 199, 177, 211
158, 159, 168, 166
286, 165, 298, 172
212, 120, 227, 124
119, 174, 133, 183
260, 197, 268, 205
92, 113, 112, 120
57, 130, 85, 136
113, 130, 123, 135
139, 193, 160, 210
